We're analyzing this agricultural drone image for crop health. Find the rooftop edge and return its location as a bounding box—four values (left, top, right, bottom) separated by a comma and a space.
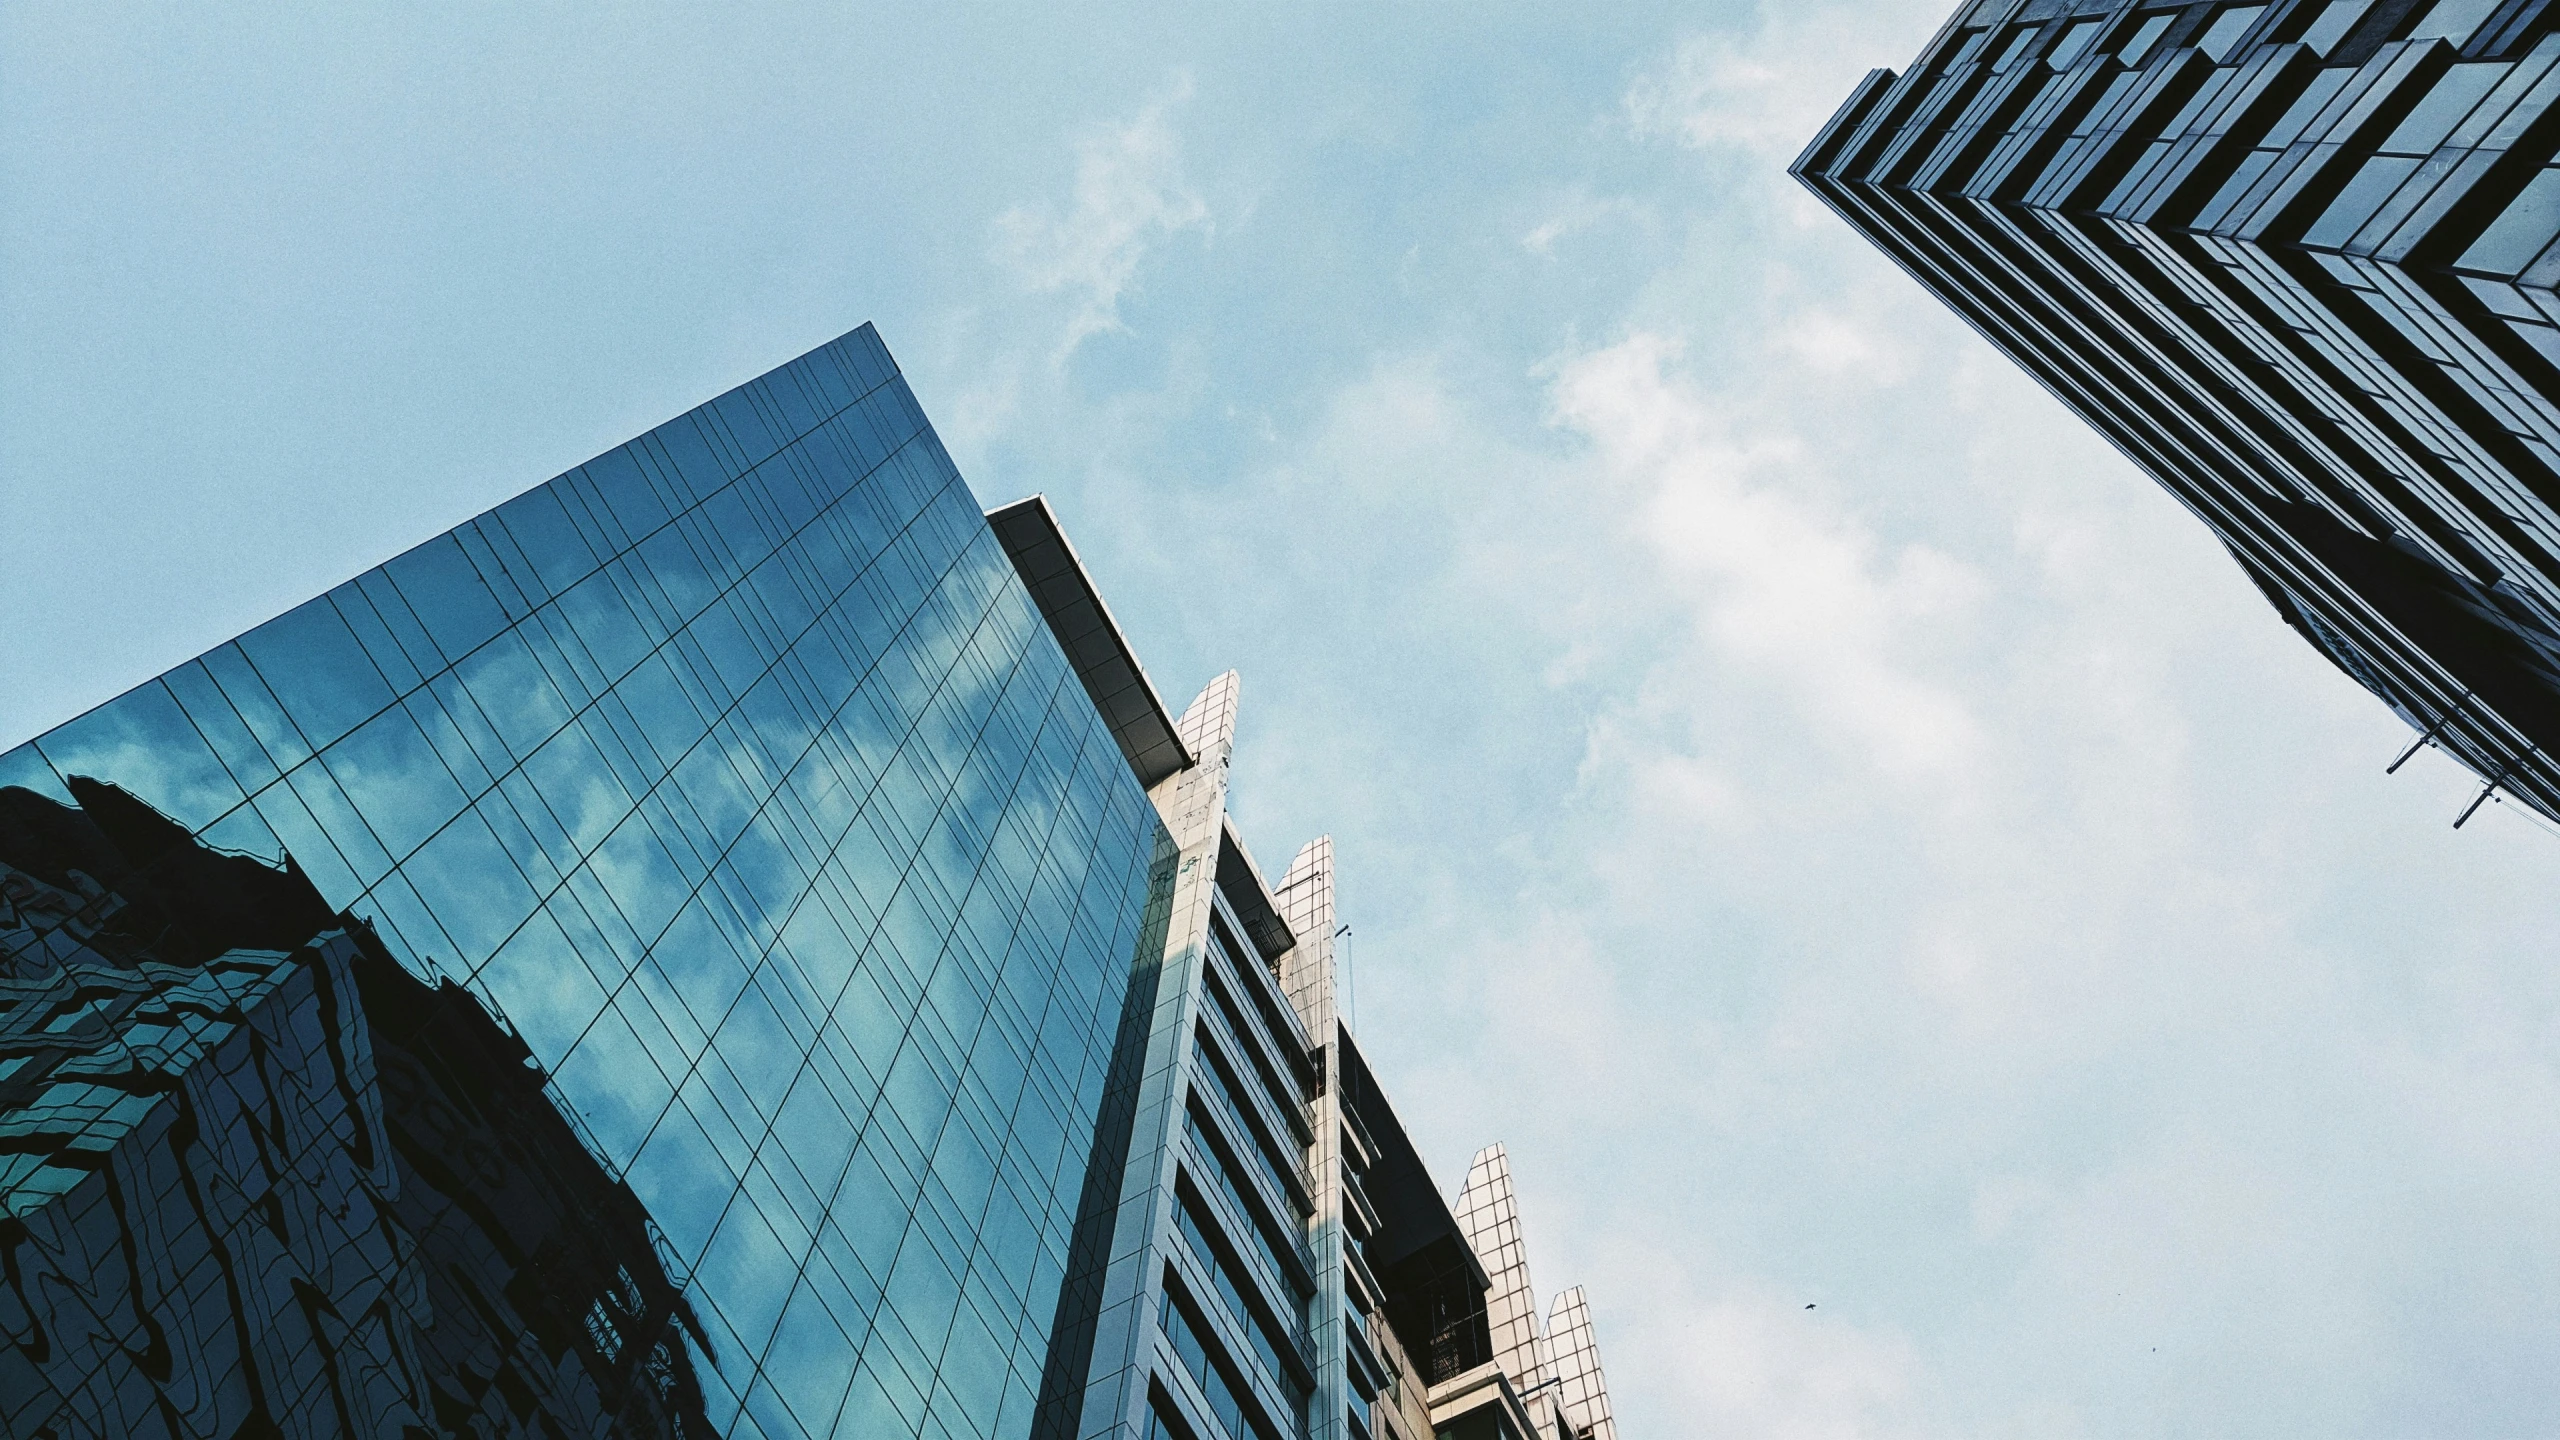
985, 495, 1194, 790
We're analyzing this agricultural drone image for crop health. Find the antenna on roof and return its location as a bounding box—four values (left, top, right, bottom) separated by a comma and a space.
1336, 923, 1354, 1031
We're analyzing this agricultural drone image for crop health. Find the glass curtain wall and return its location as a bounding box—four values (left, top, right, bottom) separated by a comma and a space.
0, 324, 1171, 1440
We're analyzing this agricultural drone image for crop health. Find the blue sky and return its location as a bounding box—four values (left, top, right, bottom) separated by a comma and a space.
11, 2, 2560, 1434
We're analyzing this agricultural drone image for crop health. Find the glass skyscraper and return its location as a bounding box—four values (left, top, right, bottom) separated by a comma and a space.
0, 325, 1618, 1440
1798, 0, 2560, 827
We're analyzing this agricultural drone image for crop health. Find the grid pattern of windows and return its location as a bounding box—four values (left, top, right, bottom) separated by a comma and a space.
1160, 1286, 1266, 1440
1184, 1109, 1307, 1323
0, 769, 723, 1437
1195, 1034, 1303, 1210
0, 325, 1170, 1440
1156, 894, 1317, 1440
1036, 674, 1622, 1440
1798, 0, 2560, 826
1173, 1182, 1311, 1416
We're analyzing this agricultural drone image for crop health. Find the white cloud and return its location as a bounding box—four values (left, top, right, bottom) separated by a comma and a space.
1546, 331, 1988, 785
1624, 1, 1949, 163
1775, 306, 1907, 377
1613, 1271, 1938, 1440
1522, 190, 1652, 256
912, 10, 2560, 1437
24, 5, 2560, 1439
991, 73, 1209, 364
1286, 15, 2560, 1437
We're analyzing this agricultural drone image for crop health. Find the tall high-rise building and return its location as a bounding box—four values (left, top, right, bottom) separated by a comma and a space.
1797, 0, 2560, 826
0, 325, 1614, 1440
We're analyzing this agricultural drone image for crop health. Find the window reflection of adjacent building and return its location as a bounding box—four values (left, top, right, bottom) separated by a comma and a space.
0, 775, 712, 1437
3, 326, 1171, 1440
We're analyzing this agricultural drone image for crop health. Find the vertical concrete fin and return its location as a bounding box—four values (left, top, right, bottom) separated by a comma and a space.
1175, 669, 1241, 768
1454, 1142, 1551, 1397
1546, 1286, 1620, 1440
1149, 671, 1239, 849
1275, 836, 1336, 1038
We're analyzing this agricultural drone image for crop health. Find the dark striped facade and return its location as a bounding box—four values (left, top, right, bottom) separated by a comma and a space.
1797, 0, 2560, 825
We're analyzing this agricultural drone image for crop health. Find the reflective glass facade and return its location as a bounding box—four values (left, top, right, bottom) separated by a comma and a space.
1, 325, 1173, 1439
0, 323, 1622, 1440
0, 778, 718, 1439
1799, 0, 2560, 825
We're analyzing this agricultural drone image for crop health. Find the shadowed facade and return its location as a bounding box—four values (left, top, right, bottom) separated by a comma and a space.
0, 779, 713, 1437
1798, 0, 2560, 826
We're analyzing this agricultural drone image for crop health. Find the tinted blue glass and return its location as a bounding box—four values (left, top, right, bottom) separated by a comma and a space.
2117, 13, 2174, 64
235, 596, 395, 752
0, 325, 1168, 1440
1186, 1111, 1307, 1313
2380, 63, 2508, 155
32, 678, 246, 832
2199, 6, 2267, 63
1175, 1188, 1308, 1406
384, 532, 512, 666
1987, 23, 2039, 73
2048, 17, 2105, 68
2301, 0, 2369, 55
2201, 147, 2279, 227
2304, 155, 2420, 247
2409, 0, 2500, 43
1197, 1045, 1299, 1203
494, 482, 605, 598
1163, 1296, 1260, 1440
2267, 68, 2353, 148
2461, 167, 2560, 274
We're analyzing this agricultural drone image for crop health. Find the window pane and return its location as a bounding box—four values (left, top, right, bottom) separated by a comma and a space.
2379, 62, 2508, 155
2300, 0, 2371, 55
2409, 0, 2503, 45
2303, 154, 2420, 247
2459, 166, 2560, 275
2117, 14, 2176, 66
2049, 17, 2105, 68
2201, 5, 2269, 63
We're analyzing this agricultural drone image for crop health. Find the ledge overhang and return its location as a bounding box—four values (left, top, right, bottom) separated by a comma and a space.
986, 496, 1193, 789
1215, 816, 1298, 962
